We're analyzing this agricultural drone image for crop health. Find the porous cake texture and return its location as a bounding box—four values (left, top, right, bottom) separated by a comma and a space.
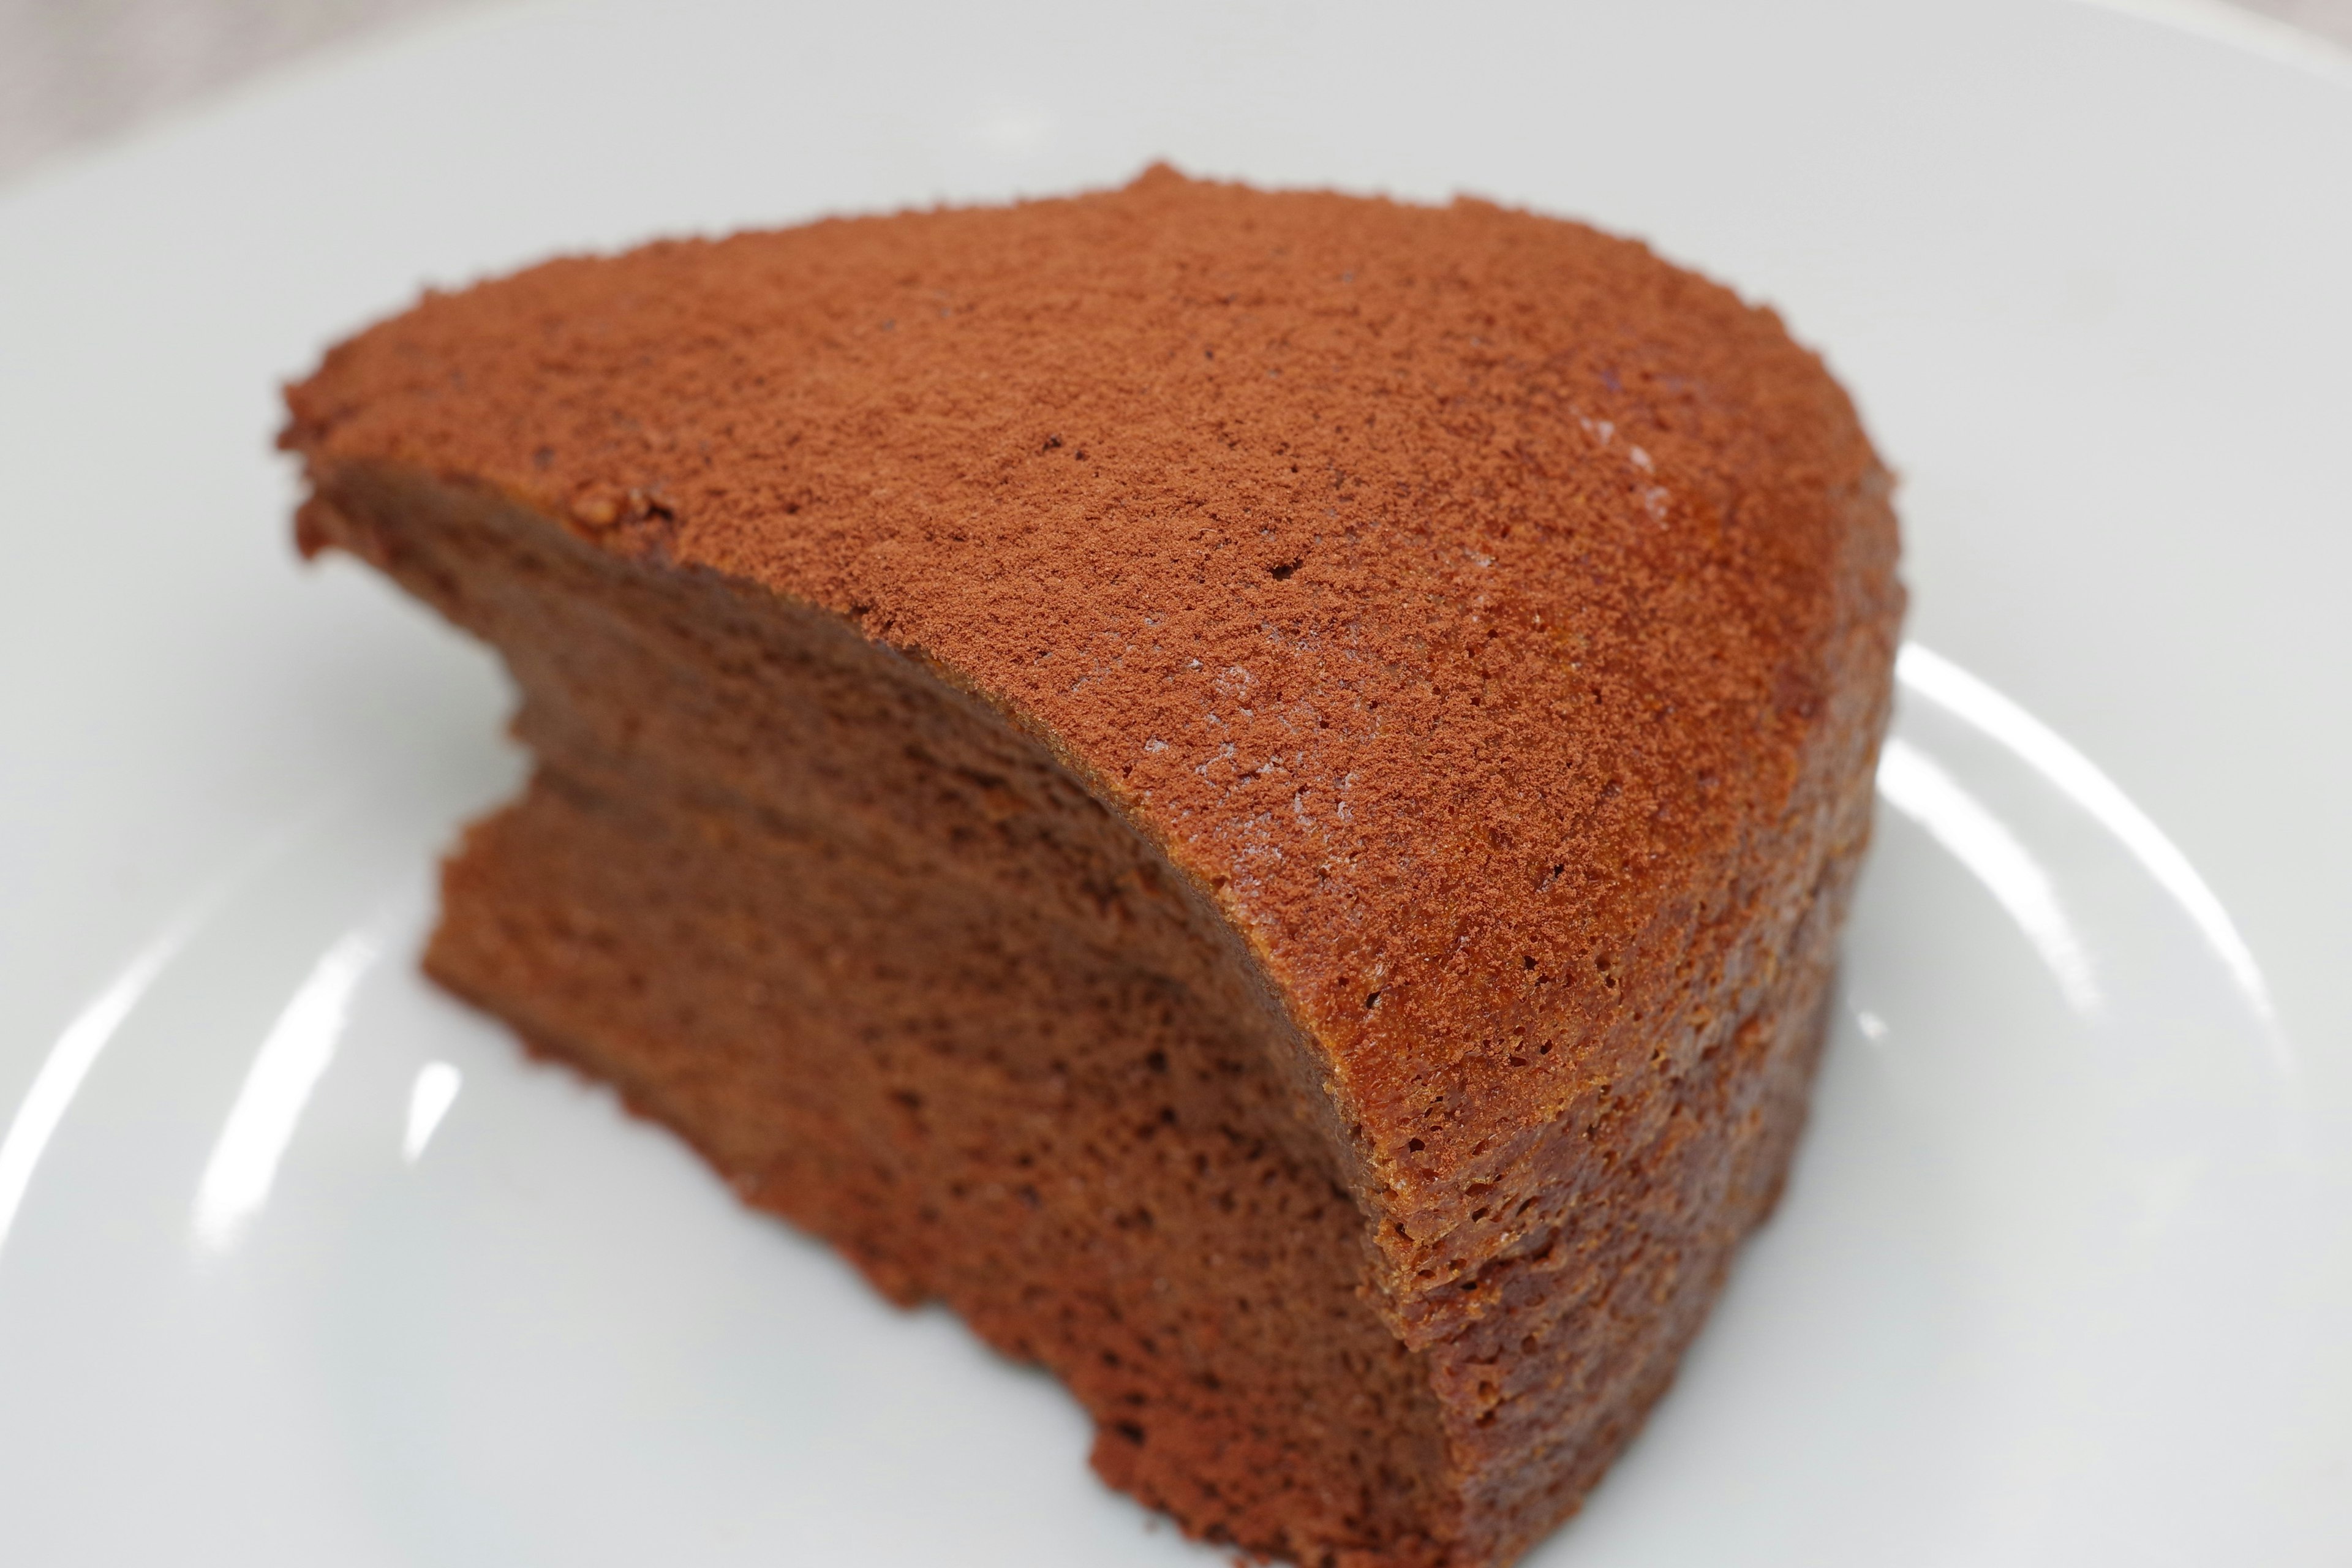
283, 167, 1902, 1568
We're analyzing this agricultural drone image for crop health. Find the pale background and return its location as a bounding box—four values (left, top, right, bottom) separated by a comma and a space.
2, 0, 2350, 186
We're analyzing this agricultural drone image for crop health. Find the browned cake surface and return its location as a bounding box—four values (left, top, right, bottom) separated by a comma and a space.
283, 168, 1902, 1567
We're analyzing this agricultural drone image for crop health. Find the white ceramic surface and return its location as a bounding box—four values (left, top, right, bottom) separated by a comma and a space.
2, 2, 2346, 1563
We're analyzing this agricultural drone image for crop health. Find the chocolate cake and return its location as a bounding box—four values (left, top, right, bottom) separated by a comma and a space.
282, 167, 1901, 1567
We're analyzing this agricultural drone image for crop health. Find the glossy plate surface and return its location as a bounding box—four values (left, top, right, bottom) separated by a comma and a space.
2, 2, 2348, 1563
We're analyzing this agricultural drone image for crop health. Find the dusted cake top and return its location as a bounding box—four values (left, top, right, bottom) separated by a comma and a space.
283, 167, 1898, 1219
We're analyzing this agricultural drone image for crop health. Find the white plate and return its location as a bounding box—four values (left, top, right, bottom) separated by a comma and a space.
2, 2, 2347, 1563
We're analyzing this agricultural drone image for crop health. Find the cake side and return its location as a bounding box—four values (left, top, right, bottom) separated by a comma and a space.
283, 170, 1903, 1565
300, 459, 1466, 1564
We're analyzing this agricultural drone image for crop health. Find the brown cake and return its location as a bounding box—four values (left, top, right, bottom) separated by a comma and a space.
282, 167, 1901, 1567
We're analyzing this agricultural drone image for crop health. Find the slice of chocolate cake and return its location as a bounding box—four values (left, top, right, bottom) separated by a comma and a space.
282, 167, 1901, 1568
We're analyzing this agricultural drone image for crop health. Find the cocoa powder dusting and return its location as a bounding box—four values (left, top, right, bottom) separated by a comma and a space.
284, 165, 1901, 1228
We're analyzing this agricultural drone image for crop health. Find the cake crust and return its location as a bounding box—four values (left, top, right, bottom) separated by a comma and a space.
284, 168, 1902, 1566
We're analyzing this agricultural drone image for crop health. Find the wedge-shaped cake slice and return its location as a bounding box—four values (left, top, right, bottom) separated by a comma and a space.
283, 168, 1900, 1568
